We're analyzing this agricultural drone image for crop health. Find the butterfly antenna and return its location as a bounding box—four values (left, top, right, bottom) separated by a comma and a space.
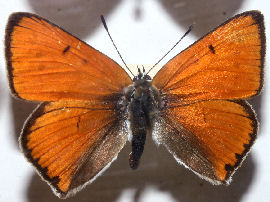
101, 15, 135, 77
146, 24, 194, 75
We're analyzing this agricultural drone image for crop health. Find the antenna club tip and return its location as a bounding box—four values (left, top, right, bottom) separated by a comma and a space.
187, 24, 194, 33
189, 23, 196, 30
101, 15, 108, 30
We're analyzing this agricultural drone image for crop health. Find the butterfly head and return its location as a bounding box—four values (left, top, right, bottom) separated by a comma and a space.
133, 65, 151, 82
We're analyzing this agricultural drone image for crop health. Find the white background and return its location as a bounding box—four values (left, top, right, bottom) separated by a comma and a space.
0, 0, 269, 202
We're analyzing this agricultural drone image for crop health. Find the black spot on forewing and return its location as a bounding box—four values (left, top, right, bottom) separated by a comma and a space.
209, 44, 215, 54
63, 45, 70, 54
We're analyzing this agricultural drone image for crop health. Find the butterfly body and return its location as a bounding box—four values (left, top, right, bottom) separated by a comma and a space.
122, 71, 162, 169
5, 11, 265, 198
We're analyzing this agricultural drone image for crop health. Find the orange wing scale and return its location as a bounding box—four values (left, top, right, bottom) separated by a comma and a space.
152, 11, 264, 184
5, 10, 265, 197
6, 13, 131, 198
21, 101, 128, 198
6, 13, 132, 102
162, 100, 256, 182
153, 12, 264, 105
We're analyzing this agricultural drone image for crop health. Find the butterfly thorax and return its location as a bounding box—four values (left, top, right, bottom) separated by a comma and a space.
120, 74, 161, 169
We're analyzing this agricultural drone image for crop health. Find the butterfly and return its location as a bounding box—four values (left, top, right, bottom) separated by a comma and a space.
5, 11, 265, 198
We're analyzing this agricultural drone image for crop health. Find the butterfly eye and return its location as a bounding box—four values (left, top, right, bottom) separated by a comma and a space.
133, 76, 138, 82
143, 75, 152, 81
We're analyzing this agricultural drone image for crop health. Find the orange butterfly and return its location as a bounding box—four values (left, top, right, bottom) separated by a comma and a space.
5, 11, 265, 198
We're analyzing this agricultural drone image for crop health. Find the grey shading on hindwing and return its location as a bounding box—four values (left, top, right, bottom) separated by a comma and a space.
19, 101, 129, 199
65, 118, 129, 198
152, 115, 222, 184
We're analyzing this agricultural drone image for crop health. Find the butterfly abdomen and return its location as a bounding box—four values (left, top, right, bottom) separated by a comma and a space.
129, 97, 147, 169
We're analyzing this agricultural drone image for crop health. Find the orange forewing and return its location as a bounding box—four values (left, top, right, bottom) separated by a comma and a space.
20, 101, 128, 198
5, 13, 132, 102
153, 11, 264, 105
